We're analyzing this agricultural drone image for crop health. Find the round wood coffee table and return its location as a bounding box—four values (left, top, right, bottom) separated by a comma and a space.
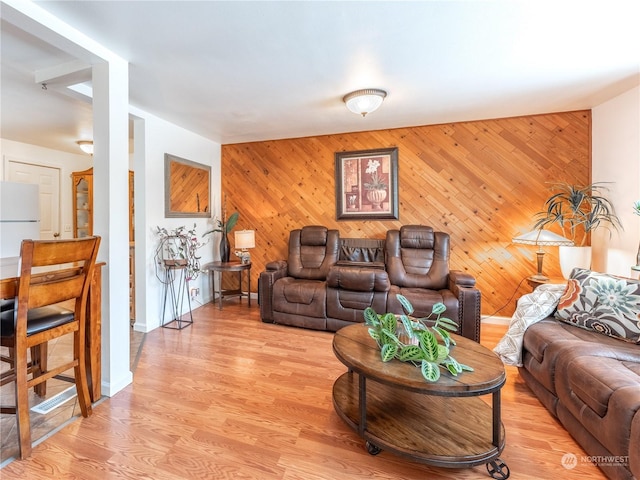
332, 323, 509, 478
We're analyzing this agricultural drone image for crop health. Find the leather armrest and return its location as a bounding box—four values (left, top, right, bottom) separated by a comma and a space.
448, 270, 481, 342
259, 262, 288, 323
266, 260, 287, 272
449, 270, 476, 288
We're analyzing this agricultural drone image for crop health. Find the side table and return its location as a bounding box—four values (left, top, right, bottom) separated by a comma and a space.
202, 261, 251, 309
526, 276, 566, 291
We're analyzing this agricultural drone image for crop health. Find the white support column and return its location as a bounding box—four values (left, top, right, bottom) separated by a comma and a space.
92, 59, 133, 396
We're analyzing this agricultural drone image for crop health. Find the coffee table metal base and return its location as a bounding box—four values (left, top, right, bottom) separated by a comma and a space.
333, 372, 506, 471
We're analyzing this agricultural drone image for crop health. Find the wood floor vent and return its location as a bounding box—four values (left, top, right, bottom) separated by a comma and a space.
31, 386, 77, 414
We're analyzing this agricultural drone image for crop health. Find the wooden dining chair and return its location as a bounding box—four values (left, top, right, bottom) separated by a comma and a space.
0, 236, 100, 459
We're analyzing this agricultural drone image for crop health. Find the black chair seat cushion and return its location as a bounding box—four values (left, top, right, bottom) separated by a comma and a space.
0, 302, 74, 337
1, 298, 15, 311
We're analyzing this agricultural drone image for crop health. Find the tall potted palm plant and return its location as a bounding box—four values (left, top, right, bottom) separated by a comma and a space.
534, 182, 622, 277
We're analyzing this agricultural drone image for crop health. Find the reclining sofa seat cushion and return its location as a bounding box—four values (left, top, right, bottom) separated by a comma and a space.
520, 318, 640, 411
555, 354, 640, 452
326, 265, 390, 331
271, 226, 340, 330
385, 225, 459, 320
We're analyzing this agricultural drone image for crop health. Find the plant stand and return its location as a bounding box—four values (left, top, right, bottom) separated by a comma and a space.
161, 264, 193, 330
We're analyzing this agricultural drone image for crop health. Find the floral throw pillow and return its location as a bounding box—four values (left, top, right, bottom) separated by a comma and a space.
555, 268, 640, 343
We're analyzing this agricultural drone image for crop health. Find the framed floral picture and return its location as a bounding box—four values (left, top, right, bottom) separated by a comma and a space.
334, 147, 399, 220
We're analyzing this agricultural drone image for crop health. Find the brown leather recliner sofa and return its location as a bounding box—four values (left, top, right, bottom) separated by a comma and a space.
259, 225, 481, 342
519, 269, 640, 480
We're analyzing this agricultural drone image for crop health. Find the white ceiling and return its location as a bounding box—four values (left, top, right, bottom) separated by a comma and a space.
2, 1, 639, 154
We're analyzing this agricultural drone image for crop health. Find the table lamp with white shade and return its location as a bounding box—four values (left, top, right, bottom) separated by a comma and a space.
512, 229, 574, 281
234, 230, 255, 264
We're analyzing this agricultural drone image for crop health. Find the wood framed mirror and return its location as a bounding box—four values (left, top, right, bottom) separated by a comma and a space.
164, 153, 211, 218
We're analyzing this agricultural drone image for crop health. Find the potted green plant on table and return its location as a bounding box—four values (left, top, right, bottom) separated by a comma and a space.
533, 182, 622, 277
364, 295, 473, 382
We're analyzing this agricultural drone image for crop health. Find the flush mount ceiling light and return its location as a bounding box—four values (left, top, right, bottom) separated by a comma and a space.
343, 89, 387, 117
76, 140, 93, 155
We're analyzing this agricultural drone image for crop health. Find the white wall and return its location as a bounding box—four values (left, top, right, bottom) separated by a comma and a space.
0, 138, 93, 238
592, 85, 640, 276
131, 108, 221, 333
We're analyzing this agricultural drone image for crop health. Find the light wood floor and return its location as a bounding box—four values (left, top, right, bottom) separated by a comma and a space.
0, 328, 145, 463
1, 302, 606, 479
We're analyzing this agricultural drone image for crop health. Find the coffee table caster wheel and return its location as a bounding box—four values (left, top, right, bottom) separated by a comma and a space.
366, 441, 381, 455
486, 459, 509, 479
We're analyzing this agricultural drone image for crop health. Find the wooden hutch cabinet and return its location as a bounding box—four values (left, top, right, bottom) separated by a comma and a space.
72, 168, 93, 238
72, 168, 136, 320
72, 168, 135, 241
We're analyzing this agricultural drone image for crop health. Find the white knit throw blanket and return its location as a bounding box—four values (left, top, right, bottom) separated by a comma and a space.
493, 283, 567, 367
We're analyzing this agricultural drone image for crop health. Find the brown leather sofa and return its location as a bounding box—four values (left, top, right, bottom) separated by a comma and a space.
259, 225, 481, 342
519, 271, 640, 480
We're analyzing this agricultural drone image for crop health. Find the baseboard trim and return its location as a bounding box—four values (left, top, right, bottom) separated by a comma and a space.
481, 316, 511, 325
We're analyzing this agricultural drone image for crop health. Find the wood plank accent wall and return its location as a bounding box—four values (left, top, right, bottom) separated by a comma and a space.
221, 110, 591, 317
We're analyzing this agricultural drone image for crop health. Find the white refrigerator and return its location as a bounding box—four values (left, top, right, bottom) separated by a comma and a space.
0, 181, 41, 259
